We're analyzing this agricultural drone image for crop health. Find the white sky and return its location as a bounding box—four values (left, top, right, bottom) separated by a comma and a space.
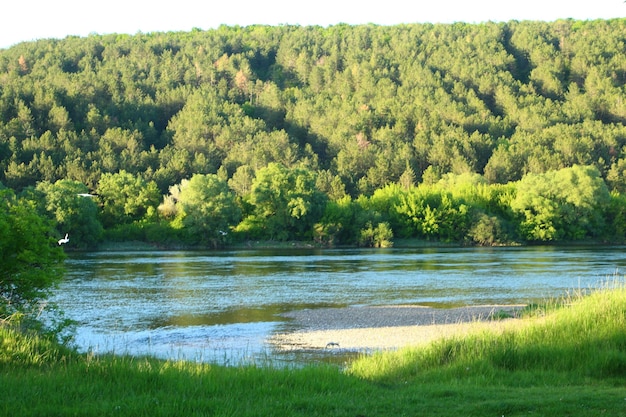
1, 0, 625, 49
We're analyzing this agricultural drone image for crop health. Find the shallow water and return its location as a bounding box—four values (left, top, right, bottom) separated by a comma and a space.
50, 245, 626, 365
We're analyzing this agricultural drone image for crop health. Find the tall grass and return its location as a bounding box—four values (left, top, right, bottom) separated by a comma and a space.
0, 315, 75, 368
348, 281, 626, 383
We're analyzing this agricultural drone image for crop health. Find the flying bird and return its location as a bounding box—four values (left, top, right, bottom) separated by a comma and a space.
58, 233, 69, 245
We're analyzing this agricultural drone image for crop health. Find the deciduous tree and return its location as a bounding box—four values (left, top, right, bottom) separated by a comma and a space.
35, 180, 103, 248
170, 173, 241, 246
511, 165, 610, 241
96, 170, 160, 227
247, 163, 327, 240
0, 189, 65, 318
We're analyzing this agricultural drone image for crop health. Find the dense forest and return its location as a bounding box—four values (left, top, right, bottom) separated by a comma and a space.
1, 19, 626, 248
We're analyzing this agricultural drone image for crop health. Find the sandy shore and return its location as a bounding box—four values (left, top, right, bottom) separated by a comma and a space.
269, 305, 525, 351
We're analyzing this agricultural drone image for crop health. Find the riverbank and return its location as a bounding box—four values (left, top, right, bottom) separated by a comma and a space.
93, 237, 614, 254
93, 237, 484, 252
270, 305, 526, 351
3, 287, 625, 416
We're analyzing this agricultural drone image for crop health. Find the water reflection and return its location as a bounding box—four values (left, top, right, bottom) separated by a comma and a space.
52, 245, 626, 365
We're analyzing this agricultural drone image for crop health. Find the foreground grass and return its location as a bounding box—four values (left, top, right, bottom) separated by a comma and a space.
2, 287, 626, 416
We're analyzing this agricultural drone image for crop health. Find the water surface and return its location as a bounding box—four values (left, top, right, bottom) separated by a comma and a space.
51, 245, 625, 365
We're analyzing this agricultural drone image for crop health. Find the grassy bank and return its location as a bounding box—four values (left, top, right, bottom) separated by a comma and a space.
2, 286, 626, 416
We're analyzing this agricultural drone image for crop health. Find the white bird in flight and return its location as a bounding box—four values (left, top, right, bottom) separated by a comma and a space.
58, 233, 69, 245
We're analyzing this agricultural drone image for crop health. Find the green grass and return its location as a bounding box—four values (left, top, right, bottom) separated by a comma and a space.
2, 285, 626, 416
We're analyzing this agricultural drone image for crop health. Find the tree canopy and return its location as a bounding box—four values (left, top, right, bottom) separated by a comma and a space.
163, 173, 241, 246
2, 20, 626, 194
1, 20, 626, 247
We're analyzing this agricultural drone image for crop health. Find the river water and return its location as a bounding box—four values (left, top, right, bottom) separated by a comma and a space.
50, 245, 626, 365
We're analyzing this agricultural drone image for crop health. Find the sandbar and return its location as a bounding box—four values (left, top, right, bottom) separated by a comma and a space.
269, 305, 525, 351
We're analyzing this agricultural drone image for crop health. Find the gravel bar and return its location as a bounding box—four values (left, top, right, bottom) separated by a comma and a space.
269, 305, 525, 352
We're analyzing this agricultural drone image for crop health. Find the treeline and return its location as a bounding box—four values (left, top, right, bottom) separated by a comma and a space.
1, 20, 626, 247
2, 163, 623, 248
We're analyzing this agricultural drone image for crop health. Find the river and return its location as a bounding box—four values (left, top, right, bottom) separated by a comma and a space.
50, 245, 626, 366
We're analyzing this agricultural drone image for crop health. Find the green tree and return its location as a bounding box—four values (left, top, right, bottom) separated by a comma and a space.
358, 221, 394, 248
316, 195, 367, 245
2, 20, 626, 246
170, 173, 241, 246
315, 170, 347, 201
35, 180, 103, 248
390, 184, 471, 241
0, 189, 65, 318
97, 128, 145, 173
468, 213, 510, 246
96, 170, 160, 228
247, 163, 327, 240
228, 165, 255, 197
604, 192, 626, 242
511, 165, 610, 241
606, 159, 626, 193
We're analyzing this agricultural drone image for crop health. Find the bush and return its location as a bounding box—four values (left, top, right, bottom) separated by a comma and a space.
359, 221, 394, 248
468, 213, 510, 246
0, 190, 65, 319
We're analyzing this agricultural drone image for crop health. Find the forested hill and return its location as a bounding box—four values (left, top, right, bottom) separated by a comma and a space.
2, 19, 626, 194
2, 20, 626, 247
